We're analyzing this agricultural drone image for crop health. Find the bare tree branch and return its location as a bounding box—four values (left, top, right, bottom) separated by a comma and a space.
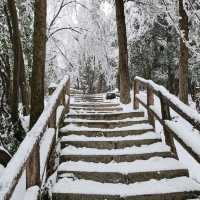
47, 27, 87, 40
48, 0, 88, 34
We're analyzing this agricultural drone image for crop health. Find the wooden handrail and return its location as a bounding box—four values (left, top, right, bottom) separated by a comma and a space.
0, 76, 70, 200
133, 76, 200, 163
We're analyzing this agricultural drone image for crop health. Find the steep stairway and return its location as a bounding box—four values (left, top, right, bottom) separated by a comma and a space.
52, 93, 200, 200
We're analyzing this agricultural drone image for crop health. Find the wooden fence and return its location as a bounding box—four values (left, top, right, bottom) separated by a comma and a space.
133, 76, 200, 163
0, 76, 70, 200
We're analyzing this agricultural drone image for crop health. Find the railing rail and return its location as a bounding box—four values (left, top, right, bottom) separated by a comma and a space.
133, 76, 200, 163
0, 76, 70, 200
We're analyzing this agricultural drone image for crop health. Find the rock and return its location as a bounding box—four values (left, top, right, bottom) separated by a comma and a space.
106, 93, 116, 99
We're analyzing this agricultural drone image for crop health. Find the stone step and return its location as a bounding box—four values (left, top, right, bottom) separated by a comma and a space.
74, 97, 105, 103
52, 177, 200, 200
66, 111, 144, 120
70, 109, 117, 113
73, 95, 104, 98
59, 123, 154, 137
72, 98, 103, 101
57, 158, 189, 183
72, 96, 104, 98
71, 111, 119, 114
70, 106, 123, 112
70, 89, 83, 94
60, 143, 174, 163
74, 96, 104, 99
75, 92, 104, 94
60, 132, 161, 149
73, 99, 105, 102
74, 100, 105, 103
70, 103, 120, 107
63, 117, 149, 128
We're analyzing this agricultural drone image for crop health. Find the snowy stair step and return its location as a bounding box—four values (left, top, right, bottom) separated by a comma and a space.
74, 99, 104, 102
74, 97, 104, 99
73, 95, 104, 98
73, 99, 105, 102
59, 123, 154, 137
57, 157, 189, 183
60, 142, 174, 163
73, 101, 107, 104
70, 103, 120, 107
73, 94, 104, 97
70, 91, 83, 95
70, 106, 123, 112
63, 117, 149, 128
73, 96, 103, 99
71, 110, 119, 114
60, 132, 161, 149
64, 117, 149, 122
52, 177, 200, 200
66, 110, 144, 120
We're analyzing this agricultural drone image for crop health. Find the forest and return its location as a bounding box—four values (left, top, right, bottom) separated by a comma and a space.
0, 0, 200, 184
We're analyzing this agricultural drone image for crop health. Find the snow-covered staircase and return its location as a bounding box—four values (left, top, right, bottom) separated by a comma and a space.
52, 94, 200, 200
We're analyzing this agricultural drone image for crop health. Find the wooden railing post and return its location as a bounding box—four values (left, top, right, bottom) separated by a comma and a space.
159, 93, 177, 157
65, 78, 70, 113
26, 142, 40, 188
147, 85, 155, 128
49, 110, 56, 128
47, 86, 58, 179
133, 80, 139, 109
48, 87, 57, 128
46, 129, 56, 179
66, 78, 70, 97
61, 87, 66, 106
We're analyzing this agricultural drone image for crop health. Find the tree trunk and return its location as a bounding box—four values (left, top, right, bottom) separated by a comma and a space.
115, 0, 131, 104
179, 0, 189, 104
7, 0, 25, 141
30, 0, 47, 128
19, 48, 30, 116
7, 0, 20, 124
4, 5, 13, 106
116, 71, 120, 92
6, 1, 29, 116
166, 33, 175, 94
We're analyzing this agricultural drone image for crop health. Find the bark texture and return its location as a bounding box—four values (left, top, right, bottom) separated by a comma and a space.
4, 5, 12, 105
7, 0, 25, 140
115, 0, 131, 104
19, 47, 30, 116
179, 0, 189, 104
7, 1, 29, 116
7, 0, 20, 126
30, 0, 47, 128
